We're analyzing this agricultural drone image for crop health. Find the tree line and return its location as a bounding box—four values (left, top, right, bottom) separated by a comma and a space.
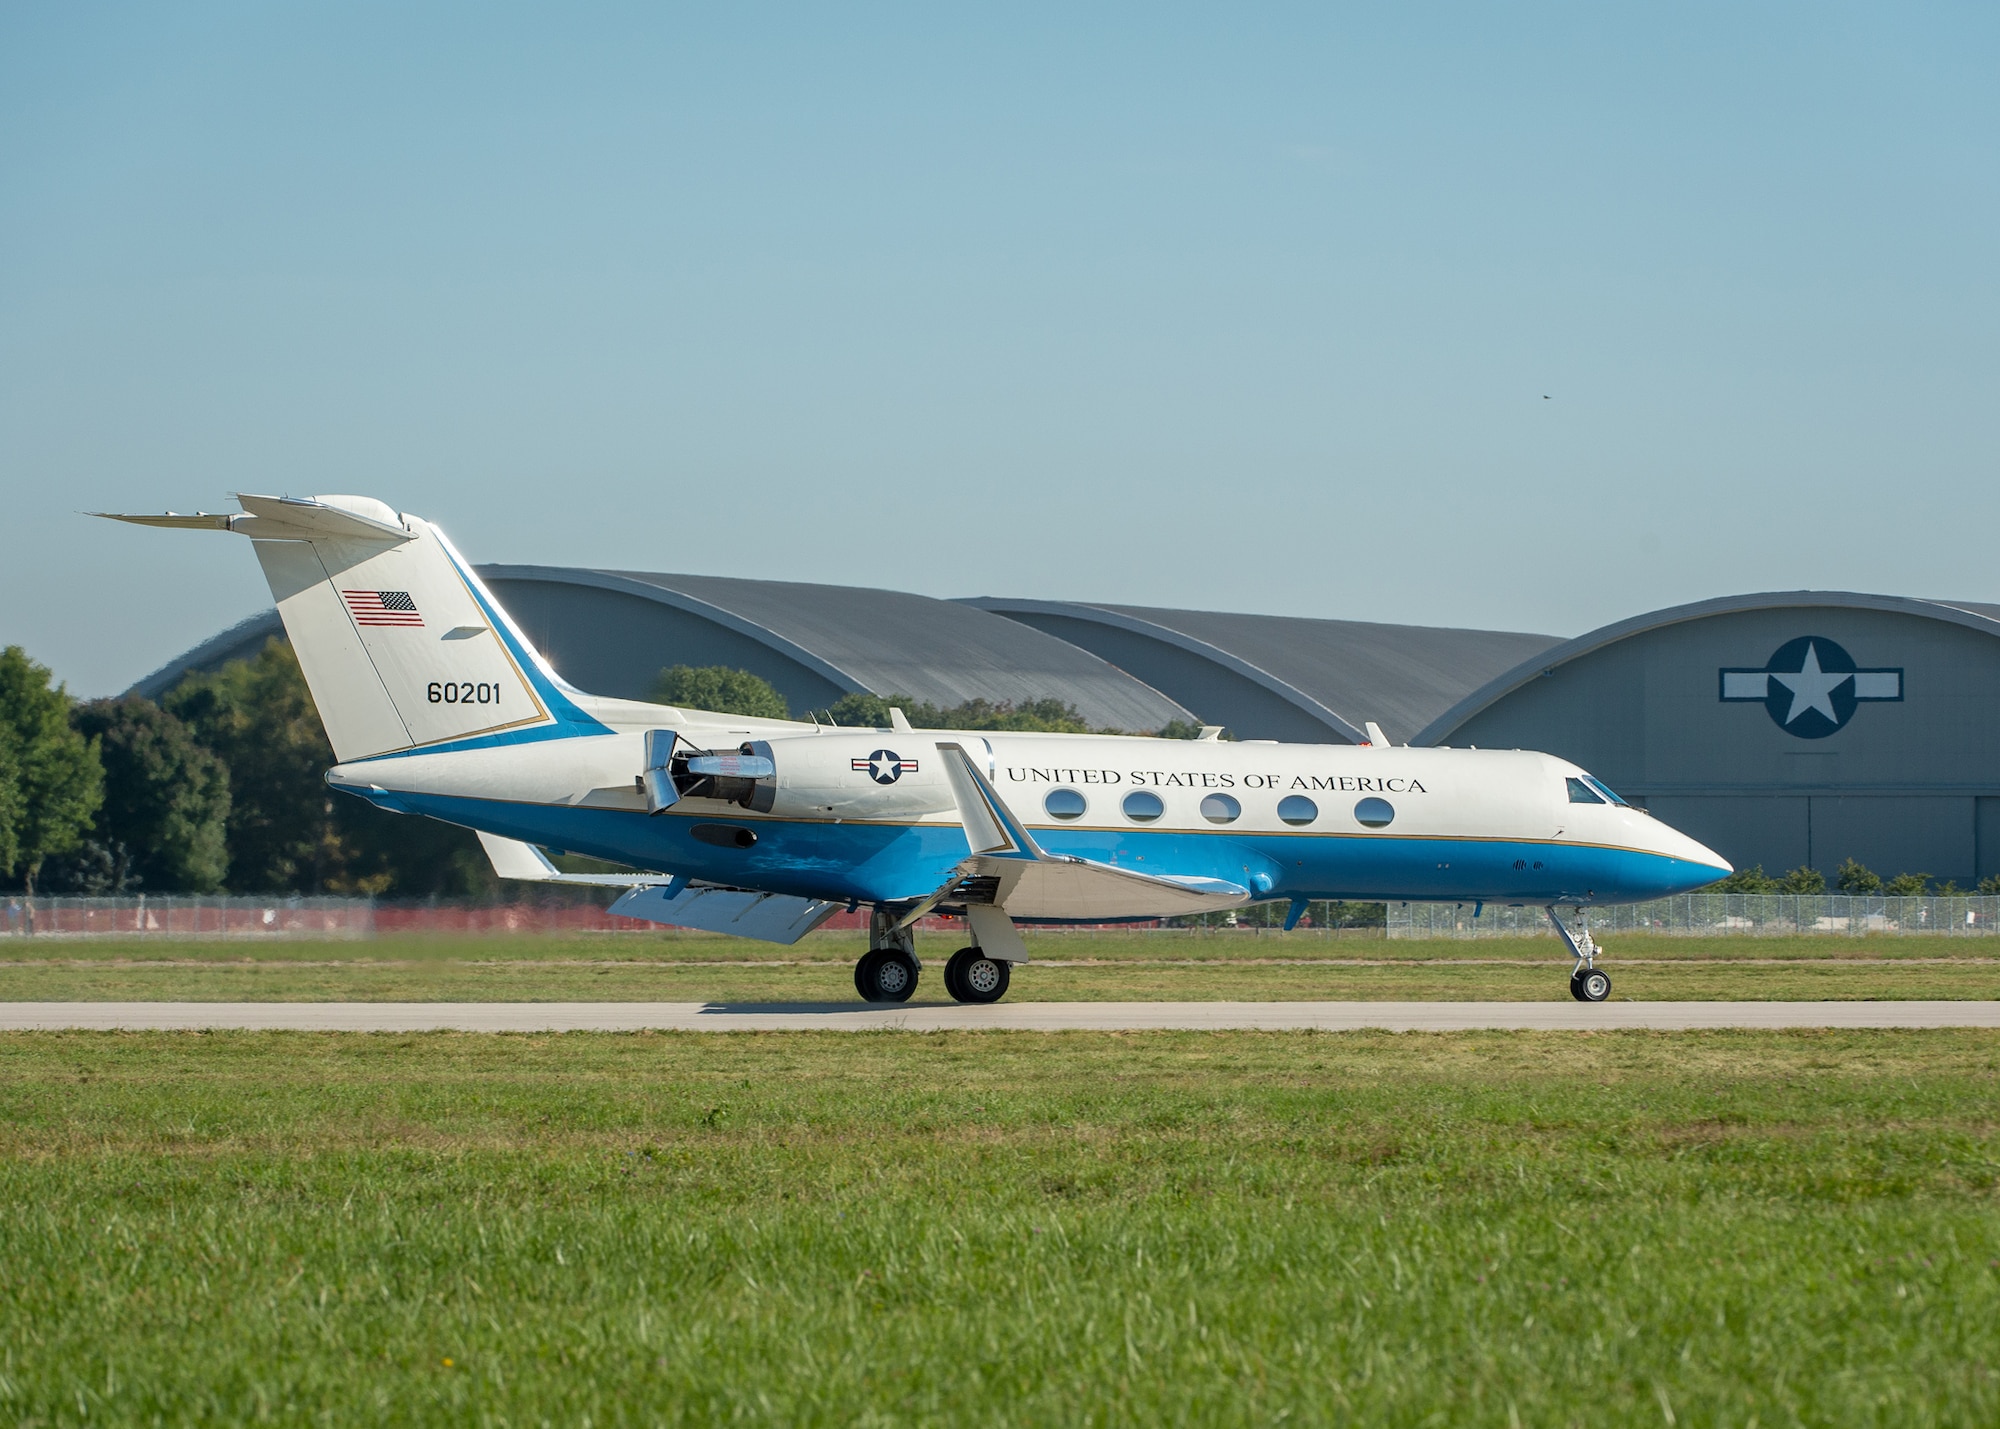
648, 665, 1215, 737
0, 642, 491, 897
1712, 860, 2000, 897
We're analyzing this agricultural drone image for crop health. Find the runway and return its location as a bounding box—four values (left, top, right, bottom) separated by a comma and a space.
3, 1001, 1999, 1033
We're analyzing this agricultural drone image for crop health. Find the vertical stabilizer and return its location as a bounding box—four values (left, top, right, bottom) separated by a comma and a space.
98, 494, 603, 761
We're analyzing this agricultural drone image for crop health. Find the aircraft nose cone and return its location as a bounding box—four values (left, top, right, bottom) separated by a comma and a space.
1659, 831, 1731, 894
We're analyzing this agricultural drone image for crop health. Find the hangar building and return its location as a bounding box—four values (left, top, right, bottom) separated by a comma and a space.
137, 574, 2000, 885
1416, 593, 2000, 887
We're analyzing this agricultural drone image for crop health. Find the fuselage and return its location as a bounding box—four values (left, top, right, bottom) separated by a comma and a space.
330, 723, 1731, 917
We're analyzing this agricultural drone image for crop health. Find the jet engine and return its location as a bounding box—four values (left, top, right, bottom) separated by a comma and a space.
640, 729, 955, 820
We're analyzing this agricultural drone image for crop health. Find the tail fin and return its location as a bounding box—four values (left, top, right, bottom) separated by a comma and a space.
98, 494, 604, 761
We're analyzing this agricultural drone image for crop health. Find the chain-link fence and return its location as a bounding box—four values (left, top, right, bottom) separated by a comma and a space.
1, 896, 377, 939
1388, 894, 2000, 939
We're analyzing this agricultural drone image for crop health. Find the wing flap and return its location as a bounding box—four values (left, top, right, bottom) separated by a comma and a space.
608, 886, 840, 945
971, 855, 1250, 920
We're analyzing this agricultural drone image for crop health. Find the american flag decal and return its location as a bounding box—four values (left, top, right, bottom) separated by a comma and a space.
341, 589, 424, 627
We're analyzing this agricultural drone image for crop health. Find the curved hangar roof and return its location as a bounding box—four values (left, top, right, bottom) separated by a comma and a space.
132, 566, 1196, 734
1414, 591, 2000, 886
478, 567, 1193, 732
962, 599, 1563, 745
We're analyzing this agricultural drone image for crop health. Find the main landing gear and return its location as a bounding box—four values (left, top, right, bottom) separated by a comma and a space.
855, 948, 919, 1003
856, 906, 921, 1003
943, 947, 1010, 1004
1547, 906, 1612, 1003
853, 906, 1016, 1004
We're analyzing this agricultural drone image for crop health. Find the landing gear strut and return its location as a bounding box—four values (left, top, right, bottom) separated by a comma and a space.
856, 906, 920, 1003
1548, 906, 1612, 1003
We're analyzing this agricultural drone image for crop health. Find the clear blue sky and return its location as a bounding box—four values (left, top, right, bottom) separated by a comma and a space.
5, 3, 1995, 696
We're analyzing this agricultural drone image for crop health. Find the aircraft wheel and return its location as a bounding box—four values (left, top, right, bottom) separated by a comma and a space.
1570, 966, 1612, 1003
942, 946, 972, 1001
858, 950, 918, 1003
946, 948, 1009, 1005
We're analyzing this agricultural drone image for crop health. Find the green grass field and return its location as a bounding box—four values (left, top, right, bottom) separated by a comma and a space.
2, 1029, 1997, 1424
3, 931, 1999, 1002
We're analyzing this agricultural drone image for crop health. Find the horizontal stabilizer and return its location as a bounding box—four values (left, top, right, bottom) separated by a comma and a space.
475, 832, 660, 887
608, 886, 841, 945
91, 511, 236, 530
94, 494, 414, 544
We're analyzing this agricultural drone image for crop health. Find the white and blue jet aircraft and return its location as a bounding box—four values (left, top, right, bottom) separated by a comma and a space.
104, 494, 1731, 1004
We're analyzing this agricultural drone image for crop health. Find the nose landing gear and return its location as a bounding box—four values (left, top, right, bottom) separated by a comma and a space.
1548, 906, 1612, 1002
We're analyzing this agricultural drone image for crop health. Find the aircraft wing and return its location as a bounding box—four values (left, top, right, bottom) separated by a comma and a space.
476, 832, 840, 944
475, 832, 660, 886
935, 742, 1253, 921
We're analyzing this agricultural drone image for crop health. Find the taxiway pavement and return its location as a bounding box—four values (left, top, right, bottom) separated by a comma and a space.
3, 1001, 1998, 1033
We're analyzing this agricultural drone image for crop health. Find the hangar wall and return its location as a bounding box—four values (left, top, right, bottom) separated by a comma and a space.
1423, 599, 2000, 885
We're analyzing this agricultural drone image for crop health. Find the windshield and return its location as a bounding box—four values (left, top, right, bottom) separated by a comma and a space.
1566, 777, 1604, 804
1584, 775, 1629, 806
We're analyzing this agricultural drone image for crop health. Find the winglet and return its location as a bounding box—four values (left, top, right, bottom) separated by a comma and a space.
1364, 721, 1391, 747
936, 742, 1046, 860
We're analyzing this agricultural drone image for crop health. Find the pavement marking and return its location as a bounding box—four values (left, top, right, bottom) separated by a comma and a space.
2, 1001, 1998, 1033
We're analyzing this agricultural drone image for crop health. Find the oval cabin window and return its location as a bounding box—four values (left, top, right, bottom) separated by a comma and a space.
1276, 795, 1318, 826
1354, 796, 1395, 828
1044, 788, 1087, 821
1200, 793, 1241, 824
1121, 790, 1165, 823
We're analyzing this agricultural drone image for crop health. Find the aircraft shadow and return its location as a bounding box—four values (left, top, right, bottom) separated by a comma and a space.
694, 1000, 964, 1016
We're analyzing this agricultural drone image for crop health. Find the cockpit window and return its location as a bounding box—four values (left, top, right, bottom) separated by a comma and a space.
1584, 775, 1629, 807
1566, 777, 1605, 805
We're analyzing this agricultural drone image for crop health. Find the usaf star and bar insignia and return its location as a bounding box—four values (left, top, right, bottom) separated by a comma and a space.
1719, 636, 1901, 739
853, 749, 920, 784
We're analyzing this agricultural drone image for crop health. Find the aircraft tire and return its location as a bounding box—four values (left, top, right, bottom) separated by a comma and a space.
946, 948, 1009, 1004
867, 951, 918, 1003
942, 947, 972, 1002
855, 952, 884, 1002
1570, 967, 1611, 1003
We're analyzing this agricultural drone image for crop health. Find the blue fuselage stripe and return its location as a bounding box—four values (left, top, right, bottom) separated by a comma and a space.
368, 791, 1724, 909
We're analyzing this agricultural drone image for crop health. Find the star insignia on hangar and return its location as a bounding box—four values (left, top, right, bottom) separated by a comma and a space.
852, 749, 919, 784
1718, 636, 1901, 739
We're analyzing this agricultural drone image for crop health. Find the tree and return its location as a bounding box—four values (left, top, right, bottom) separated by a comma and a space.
1883, 872, 1932, 896
59, 697, 230, 892
651, 666, 790, 719
1778, 864, 1826, 894
0, 721, 19, 880
1979, 875, 2000, 895
1834, 858, 1882, 894
166, 639, 492, 896
824, 691, 1094, 733
1712, 864, 1780, 893
0, 647, 103, 893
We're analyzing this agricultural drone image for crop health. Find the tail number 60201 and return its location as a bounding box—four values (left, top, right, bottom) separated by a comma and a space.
428, 681, 503, 705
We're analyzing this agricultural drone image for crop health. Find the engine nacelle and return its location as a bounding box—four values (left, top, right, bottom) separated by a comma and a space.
664, 730, 959, 820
